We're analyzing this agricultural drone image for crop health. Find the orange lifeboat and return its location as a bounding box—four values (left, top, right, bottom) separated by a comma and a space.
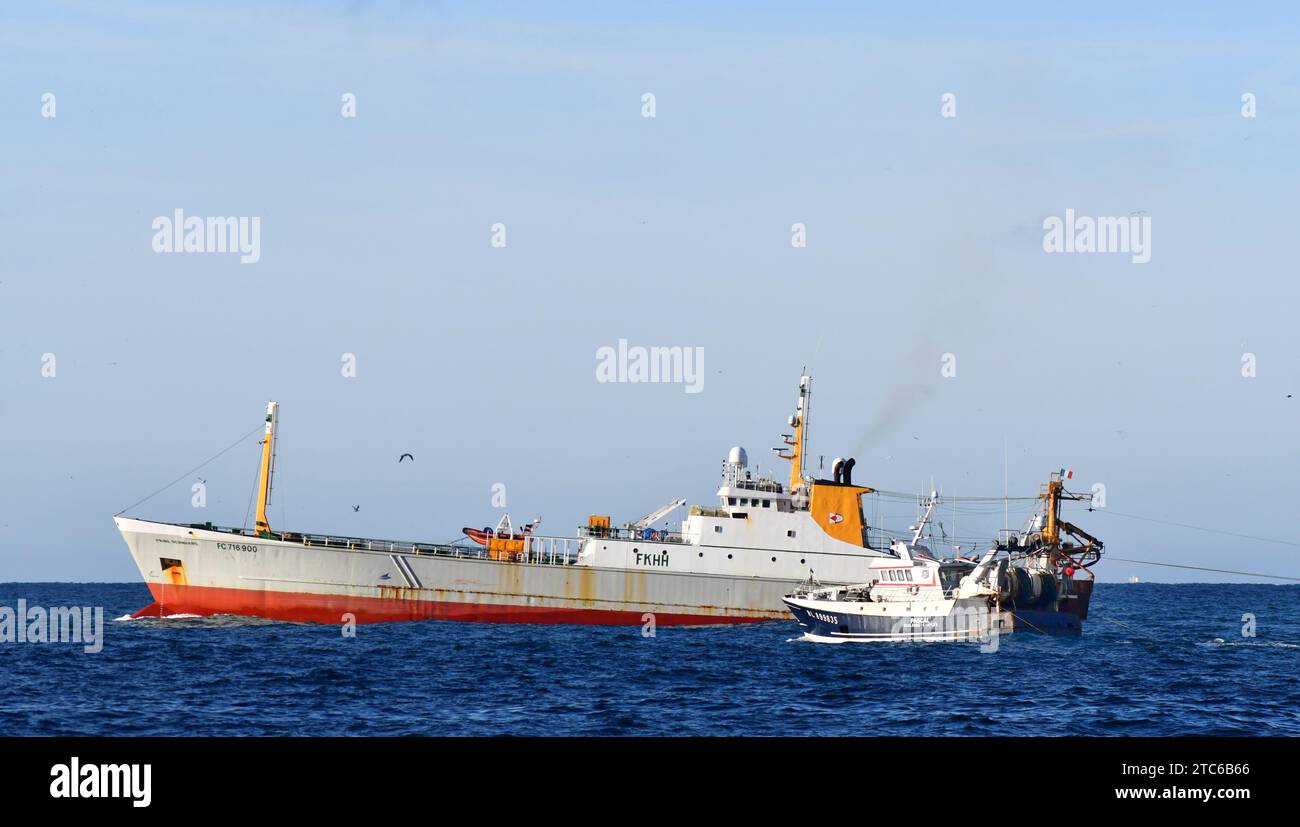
461, 515, 538, 561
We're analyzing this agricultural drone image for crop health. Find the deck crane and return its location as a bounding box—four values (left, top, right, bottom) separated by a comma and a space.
629, 498, 687, 532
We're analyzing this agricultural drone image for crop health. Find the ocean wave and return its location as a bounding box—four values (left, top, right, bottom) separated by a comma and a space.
1202, 638, 1299, 649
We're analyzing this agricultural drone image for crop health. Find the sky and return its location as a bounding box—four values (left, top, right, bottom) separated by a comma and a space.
2, 1, 1299, 582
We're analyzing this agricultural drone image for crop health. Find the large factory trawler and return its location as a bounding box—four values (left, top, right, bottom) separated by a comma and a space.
782, 475, 1104, 642
116, 374, 910, 625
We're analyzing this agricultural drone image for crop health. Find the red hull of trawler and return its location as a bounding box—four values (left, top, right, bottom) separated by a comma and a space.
1061, 578, 1094, 619
130, 583, 771, 626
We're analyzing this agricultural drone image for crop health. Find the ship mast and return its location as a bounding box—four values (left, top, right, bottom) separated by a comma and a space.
1043, 477, 1063, 546
777, 373, 811, 492
911, 492, 939, 546
254, 401, 278, 538
1039, 472, 1102, 556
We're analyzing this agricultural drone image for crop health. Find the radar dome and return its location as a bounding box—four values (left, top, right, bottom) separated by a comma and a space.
727, 446, 748, 467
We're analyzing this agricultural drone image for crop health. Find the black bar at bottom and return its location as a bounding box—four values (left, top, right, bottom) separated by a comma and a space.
0, 736, 1287, 813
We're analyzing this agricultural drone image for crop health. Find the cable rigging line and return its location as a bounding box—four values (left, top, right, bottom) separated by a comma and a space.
115, 424, 265, 517
242, 449, 262, 531
1106, 557, 1300, 582
1090, 509, 1300, 549
871, 489, 1038, 502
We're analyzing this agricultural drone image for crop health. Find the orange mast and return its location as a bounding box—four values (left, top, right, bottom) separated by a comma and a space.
778, 374, 811, 492
254, 401, 278, 538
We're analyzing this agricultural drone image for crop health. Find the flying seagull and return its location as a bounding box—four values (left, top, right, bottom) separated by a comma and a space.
352, 505, 360, 512
399, 453, 414, 463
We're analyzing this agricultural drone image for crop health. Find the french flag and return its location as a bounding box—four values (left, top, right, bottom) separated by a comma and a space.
1059, 468, 1074, 480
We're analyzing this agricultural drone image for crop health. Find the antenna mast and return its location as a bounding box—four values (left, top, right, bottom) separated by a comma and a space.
254, 401, 278, 538
776, 372, 812, 492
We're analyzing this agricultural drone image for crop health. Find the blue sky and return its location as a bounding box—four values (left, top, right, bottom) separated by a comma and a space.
2, 1, 1299, 582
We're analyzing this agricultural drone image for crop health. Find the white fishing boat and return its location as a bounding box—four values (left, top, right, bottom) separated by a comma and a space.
783, 478, 1103, 641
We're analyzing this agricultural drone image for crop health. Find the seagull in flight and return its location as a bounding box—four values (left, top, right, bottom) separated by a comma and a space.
399, 453, 414, 463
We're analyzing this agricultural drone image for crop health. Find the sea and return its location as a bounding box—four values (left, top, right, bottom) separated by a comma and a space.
2, 582, 1297, 737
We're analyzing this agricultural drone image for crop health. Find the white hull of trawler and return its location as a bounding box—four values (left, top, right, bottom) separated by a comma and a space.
114, 374, 921, 626
115, 515, 890, 625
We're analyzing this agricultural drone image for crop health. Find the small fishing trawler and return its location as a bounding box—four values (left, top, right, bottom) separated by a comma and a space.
783, 474, 1103, 642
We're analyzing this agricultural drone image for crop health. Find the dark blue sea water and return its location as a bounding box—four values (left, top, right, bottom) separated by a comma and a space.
2, 582, 1297, 736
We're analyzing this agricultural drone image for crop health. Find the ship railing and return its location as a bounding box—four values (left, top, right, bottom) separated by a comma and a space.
522, 535, 583, 566
732, 479, 785, 494
296, 532, 476, 557
689, 505, 728, 518
577, 526, 688, 543
291, 531, 582, 566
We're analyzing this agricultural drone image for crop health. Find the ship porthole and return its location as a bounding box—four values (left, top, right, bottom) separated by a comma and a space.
800, 559, 806, 564
727, 554, 733, 559
771, 556, 777, 562
698, 552, 703, 557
